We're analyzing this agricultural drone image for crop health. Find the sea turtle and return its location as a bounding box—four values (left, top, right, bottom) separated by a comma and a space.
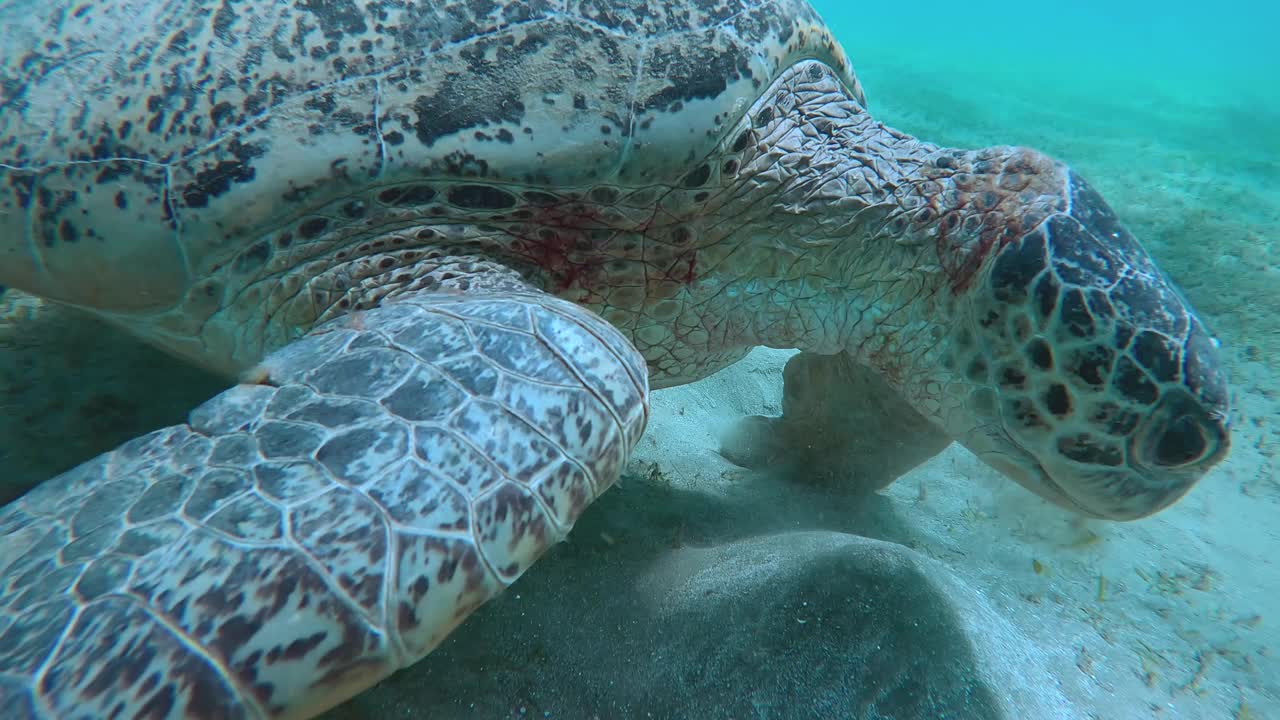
0, 0, 1231, 716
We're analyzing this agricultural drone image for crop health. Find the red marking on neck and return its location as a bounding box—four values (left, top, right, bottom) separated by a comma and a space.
505, 197, 611, 300
936, 207, 1025, 294
504, 193, 701, 303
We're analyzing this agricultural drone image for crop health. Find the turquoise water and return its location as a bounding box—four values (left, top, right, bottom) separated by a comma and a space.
814, 0, 1280, 357
815, 0, 1280, 98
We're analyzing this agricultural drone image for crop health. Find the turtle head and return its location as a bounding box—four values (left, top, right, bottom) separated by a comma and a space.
944, 170, 1231, 520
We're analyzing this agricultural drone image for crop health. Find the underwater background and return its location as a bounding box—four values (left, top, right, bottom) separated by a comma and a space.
816, 0, 1280, 358
1, 0, 1277, 717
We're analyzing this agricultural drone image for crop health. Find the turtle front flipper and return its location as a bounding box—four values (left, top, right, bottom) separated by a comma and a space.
0, 287, 648, 719
720, 352, 950, 491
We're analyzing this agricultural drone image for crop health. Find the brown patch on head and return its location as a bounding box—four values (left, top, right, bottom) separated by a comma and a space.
921, 148, 1067, 294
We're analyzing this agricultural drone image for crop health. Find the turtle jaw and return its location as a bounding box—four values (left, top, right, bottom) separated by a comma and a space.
989, 419, 1225, 522
966, 405, 1227, 521
976, 440, 1106, 518
960, 418, 1139, 521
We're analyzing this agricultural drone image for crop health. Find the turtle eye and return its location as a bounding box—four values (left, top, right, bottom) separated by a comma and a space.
1149, 415, 1208, 468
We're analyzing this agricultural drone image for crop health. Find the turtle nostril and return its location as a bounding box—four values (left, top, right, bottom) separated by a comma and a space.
1151, 415, 1207, 468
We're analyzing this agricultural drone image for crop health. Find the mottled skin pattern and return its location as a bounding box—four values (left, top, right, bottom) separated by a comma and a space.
0, 0, 1232, 718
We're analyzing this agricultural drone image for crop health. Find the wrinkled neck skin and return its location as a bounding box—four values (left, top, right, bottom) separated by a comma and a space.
726, 62, 1066, 403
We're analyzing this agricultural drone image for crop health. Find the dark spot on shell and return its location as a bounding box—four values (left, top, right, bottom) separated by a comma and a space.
183, 159, 255, 208
411, 78, 526, 148
641, 39, 747, 113
304, 92, 337, 116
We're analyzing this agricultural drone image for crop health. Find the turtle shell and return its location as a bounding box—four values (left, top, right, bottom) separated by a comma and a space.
0, 0, 863, 314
